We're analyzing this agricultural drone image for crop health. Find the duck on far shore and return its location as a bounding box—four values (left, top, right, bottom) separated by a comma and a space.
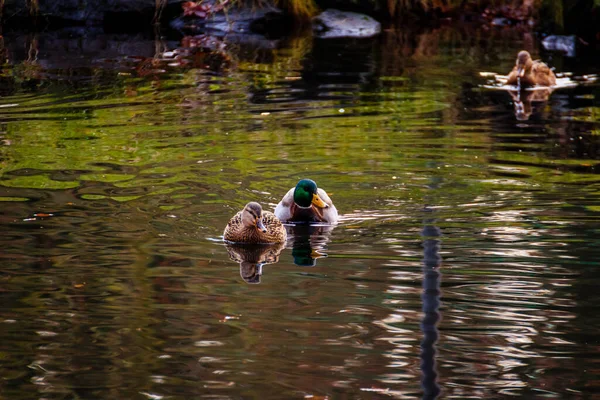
274, 179, 338, 224
506, 50, 557, 88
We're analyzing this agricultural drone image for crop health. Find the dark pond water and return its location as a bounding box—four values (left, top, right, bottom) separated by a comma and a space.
1, 25, 600, 399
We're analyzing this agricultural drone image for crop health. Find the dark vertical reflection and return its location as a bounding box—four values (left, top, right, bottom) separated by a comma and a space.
420, 175, 442, 399
225, 242, 285, 284
286, 224, 333, 267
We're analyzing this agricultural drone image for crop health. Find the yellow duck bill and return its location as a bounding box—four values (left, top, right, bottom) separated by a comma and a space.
312, 193, 329, 208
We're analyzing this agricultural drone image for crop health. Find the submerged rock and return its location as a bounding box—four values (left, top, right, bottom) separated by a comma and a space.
312, 9, 381, 39
171, 2, 288, 38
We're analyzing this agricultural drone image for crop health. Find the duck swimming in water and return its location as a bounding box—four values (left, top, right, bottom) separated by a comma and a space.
274, 179, 338, 224
506, 50, 556, 88
223, 202, 287, 244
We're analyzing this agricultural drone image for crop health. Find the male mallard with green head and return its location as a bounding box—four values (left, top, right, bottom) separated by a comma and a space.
274, 179, 338, 224
224, 202, 287, 244
506, 50, 556, 88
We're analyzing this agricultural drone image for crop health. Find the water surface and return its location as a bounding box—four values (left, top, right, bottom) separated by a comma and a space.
1, 26, 600, 399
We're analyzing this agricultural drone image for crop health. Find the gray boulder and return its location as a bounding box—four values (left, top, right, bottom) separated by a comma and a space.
203, 4, 283, 34
542, 35, 577, 57
312, 9, 381, 39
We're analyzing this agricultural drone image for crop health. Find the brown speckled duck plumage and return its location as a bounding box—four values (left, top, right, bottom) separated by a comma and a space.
223, 202, 287, 244
506, 50, 556, 88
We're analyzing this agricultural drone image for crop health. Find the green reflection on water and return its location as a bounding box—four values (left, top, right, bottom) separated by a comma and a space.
0, 196, 29, 201
0, 25, 599, 400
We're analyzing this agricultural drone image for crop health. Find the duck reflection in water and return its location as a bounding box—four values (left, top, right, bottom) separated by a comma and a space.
225, 224, 334, 283
285, 223, 334, 267
225, 242, 285, 284
509, 88, 552, 121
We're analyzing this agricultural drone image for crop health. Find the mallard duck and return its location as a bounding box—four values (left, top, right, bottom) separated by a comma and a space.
223, 202, 287, 244
506, 50, 556, 88
274, 179, 338, 224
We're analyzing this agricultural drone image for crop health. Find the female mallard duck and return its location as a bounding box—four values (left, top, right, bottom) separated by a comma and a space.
506, 50, 556, 88
274, 179, 338, 224
223, 202, 286, 244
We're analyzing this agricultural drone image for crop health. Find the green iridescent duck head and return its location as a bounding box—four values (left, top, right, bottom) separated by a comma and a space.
293, 179, 329, 209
